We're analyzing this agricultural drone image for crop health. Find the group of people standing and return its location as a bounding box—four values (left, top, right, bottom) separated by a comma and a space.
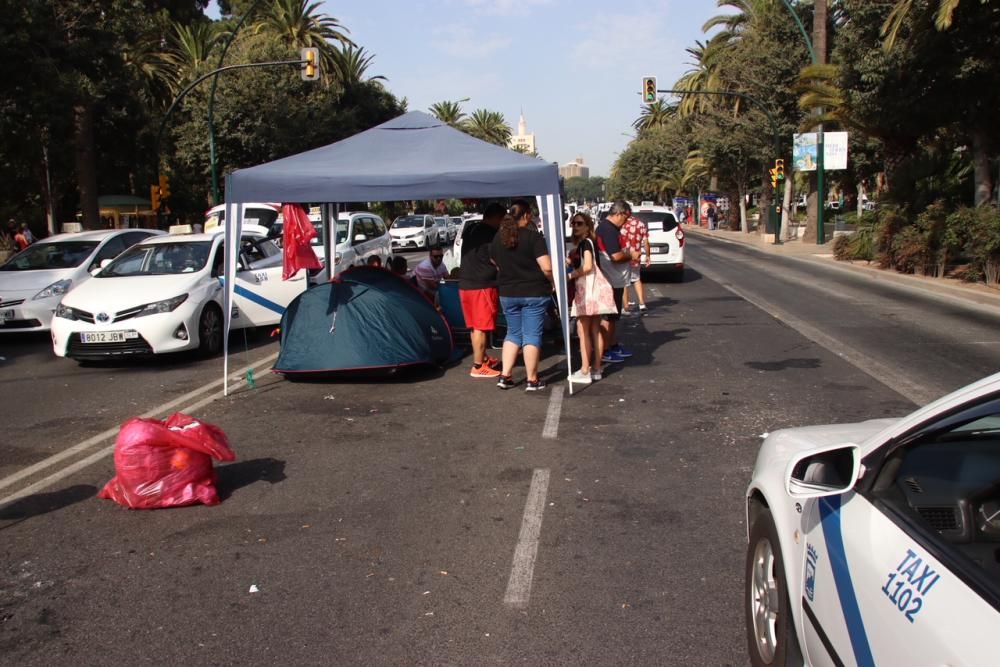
452, 198, 650, 392
565, 200, 645, 384
6, 218, 35, 251
458, 200, 552, 391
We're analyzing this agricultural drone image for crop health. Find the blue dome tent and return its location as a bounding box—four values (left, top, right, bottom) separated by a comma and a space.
273, 266, 453, 377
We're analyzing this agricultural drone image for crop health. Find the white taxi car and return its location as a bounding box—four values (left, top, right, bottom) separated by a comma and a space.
745, 371, 1000, 666
390, 214, 439, 250
631, 205, 684, 281
0, 229, 162, 332
51, 231, 306, 359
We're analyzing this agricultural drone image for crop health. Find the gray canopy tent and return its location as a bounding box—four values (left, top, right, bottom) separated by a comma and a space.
223, 111, 572, 393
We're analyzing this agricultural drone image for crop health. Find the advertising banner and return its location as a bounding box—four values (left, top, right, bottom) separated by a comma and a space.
792, 132, 848, 171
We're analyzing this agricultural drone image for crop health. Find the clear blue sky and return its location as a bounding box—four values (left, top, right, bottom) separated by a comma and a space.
206, 1, 729, 177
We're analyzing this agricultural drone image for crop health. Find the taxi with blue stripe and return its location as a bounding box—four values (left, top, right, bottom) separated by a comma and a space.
51, 230, 305, 359
746, 371, 1000, 666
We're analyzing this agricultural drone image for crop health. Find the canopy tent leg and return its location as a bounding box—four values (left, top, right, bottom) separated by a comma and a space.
538, 194, 573, 395
223, 186, 244, 396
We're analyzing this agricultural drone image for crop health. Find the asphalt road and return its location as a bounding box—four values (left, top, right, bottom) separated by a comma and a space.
4, 235, 994, 665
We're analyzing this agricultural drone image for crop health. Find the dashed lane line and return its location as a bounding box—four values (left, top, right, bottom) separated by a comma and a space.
504, 468, 551, 609
542, 386, 564, 439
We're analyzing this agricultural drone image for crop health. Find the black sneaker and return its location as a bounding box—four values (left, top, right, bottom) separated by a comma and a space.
525, 379, 547, 392
497, 375, 515, 390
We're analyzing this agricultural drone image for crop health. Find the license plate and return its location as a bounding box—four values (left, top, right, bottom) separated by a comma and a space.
0, 309, 13, 321
80, 331, 138, 344
649, 246, 664, 254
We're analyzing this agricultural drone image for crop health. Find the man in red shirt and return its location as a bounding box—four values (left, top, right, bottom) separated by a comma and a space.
621, 214, 650, 313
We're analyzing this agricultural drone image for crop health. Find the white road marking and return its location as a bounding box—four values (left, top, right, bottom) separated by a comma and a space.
504, 468, 551, 609
648, 287, 662, 298
695, 263, 935, 405
0, 352, 279, 506
542, 386, 564, 439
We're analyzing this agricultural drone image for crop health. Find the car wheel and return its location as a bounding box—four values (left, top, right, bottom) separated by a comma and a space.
745, 506, 802, 667
197, 304, 223, 357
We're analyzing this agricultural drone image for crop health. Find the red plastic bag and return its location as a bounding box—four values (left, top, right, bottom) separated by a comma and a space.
98, 413, 235, 509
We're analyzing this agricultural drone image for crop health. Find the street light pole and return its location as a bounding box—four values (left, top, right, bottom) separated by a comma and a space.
780, 0, 825, 245
207, 0, 265, 206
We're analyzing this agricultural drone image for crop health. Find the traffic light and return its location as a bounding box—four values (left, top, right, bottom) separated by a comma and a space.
775, 159, 785, 182
150, 184, 161, 211
301, 47, 319, 81
642, 76, 657, 103
769, 167, 778, 189
158, 174, 171, 201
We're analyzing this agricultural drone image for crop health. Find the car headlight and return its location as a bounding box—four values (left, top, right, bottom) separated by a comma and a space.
55, 303, 79, 321
134, 294, 188, 318
33, 279, 72, 300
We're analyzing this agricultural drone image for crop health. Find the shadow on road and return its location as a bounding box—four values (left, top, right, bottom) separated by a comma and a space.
215, 457, 287, 500
0, 484, 97, 527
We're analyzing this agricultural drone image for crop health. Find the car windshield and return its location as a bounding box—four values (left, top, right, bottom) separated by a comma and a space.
393, 216, 424, 228
335, 220, 349, 244
635, 212, 679, 231
0, 241, 100, 271
99, 241, 212, 277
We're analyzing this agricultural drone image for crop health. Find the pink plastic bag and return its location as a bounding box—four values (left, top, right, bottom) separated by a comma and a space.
98, 413, 235, 509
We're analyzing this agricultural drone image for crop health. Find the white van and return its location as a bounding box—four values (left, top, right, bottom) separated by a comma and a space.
632, 204, 685, 281
203, 203, 281, 238
310, 211, 393, 282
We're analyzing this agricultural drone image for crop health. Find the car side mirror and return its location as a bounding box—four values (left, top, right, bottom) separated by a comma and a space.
785, 443, 861, 499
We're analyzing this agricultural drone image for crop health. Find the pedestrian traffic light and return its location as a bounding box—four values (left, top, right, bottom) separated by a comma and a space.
158, 174, 171, 201
775, 159, 785, 182
301, 47, 319, 81
642, 76, 657, 103
150, 184, 161, 211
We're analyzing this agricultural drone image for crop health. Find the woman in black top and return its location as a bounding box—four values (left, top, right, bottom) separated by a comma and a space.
489, 200, 553, 391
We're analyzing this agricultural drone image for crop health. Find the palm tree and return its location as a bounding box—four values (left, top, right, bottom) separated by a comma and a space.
633, 99, 676, 133
163, 20, 221, 92
882, 0, 987, 50
429, 100, 467, 128
253, 0, 354, 85
332, 45, 386, 87
463, 109, 511, 146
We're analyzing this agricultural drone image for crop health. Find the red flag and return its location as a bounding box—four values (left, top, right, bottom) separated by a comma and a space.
281, 203, 322, 280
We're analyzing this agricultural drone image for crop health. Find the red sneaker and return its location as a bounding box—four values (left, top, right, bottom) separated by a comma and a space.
470, 363, 501, 378
484, 355, 500, 369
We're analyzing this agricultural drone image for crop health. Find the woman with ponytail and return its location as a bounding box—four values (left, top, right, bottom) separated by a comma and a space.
489, 200, 553, 391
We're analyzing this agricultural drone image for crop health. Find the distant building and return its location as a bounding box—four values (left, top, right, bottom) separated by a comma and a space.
559, 157, 589, 180
509, 111, 537, 155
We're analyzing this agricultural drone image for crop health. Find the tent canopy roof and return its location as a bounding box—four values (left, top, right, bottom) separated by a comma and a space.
228, 111, 559, 204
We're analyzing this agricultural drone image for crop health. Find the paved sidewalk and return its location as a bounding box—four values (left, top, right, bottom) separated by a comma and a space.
685, 224, 1000, 311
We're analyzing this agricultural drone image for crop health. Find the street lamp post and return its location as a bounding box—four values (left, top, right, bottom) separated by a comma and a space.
780, 0, 825, 245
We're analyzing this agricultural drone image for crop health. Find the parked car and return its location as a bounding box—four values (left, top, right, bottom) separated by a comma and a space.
390, 214, 439, 250
632, 205, 684, 281
445, 214, 483, 272
51, 231, 305, 359
450, 216, 464, 242
745, 371, 1000, 667
311, 212, 393, 282
203, 202, 280, 237
0, 228, 163, 332
434, 216, 453, 243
